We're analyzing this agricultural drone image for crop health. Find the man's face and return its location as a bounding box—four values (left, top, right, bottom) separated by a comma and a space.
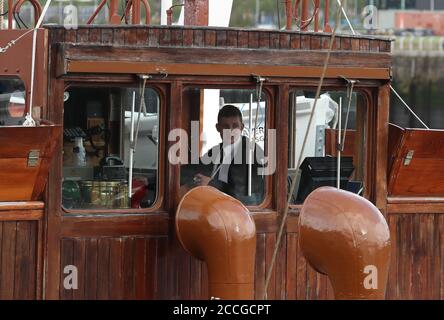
216, 116, 244, 145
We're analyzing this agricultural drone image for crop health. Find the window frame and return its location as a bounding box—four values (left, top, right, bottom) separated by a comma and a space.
286, 86, 373, 210
60, 81, 166, 215
179, 83, 275, 210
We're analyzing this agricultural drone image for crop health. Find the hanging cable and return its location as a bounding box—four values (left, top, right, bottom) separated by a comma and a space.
339, 76, 358, 151
0, 28, 34, 53
337, 97, 342, 189
17, 11, 28, 29
336, 0, 355, 34
390, 85, 429, 129
13, 12, 23, 29
132, 75, 151, 151
263, 1, 344, 300
336, 78, 356, 191
248, 75, 265, 196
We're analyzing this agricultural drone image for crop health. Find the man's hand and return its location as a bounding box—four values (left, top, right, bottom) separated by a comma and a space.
193, 173, 211, 186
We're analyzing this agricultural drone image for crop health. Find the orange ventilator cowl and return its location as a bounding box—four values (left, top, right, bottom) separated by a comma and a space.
176, 186, 256, 300
299, 187, 391, 299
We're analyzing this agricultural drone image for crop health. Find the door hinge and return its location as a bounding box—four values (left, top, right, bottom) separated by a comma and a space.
403, 150, 414, 166
28, 150, 40, 167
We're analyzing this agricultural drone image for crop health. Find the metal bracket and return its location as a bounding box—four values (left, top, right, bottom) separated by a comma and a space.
339, 75, 359, 86
137, 74, 153, 80
340, 75, 359, 98
315, 125, 325, 156
251, 74, 266, 83
153, 68, 169, 78
28, 150, 40, 167
403, 150, 414, 166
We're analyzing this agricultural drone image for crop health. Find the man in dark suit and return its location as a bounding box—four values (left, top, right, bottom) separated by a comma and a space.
181, 105, 265, 205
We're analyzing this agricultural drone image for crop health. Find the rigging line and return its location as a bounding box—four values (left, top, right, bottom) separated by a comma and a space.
336, 0, 430, 130
390, 85, 429, 129
253, 76, 264, 146
337, 97, 342, 189
133, 76, 149, 153
249, 75, 265, 196
263, 1, 344, 300
340, 80, 355, 151
0, 28, 34, 53
336, 0, 355, 35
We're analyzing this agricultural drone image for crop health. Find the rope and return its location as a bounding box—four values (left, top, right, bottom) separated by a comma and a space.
249, 75, 265, 196
340, 80, 356, 151
132, 76, 149, 151
263, 1, 344, 300
336, 0, 355, 34
336, 0, 430, 130
0, 29, 34, 53
252, 76, 264, 146
390, 85, 429, 129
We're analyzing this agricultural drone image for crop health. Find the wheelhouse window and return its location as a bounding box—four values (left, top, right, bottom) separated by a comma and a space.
0, 77, 26, 126
62, 85, 159, 210
178, 87, 269, 206
288, 89, 367, 204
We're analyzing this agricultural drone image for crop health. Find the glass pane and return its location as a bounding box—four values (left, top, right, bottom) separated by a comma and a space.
287, 89, 366, 204
179, 88, 268, 206
0, 77, 26, 126
62, 86, 159, 210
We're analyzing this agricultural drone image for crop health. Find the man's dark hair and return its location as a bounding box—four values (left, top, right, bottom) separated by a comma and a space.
217, 104, 243, 123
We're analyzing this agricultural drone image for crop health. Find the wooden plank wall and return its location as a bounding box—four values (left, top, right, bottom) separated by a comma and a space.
47, 26, 391, 54
59, 236, 168, 299
386, 213, 444, 300
165, 213, 444, 300
0, 221, 38, 299
45, 26, 444, 300
162, 220, 336, 300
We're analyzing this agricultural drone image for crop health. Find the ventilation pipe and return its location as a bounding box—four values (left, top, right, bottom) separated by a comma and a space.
299, 187, 391, 299
176, 186, 256, 300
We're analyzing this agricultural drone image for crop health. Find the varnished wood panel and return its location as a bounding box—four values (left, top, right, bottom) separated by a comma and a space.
386, 213, 444, 300
388, 128, 444, 196
0, 126, 61, 201
169, 228, 332, 300
59, 236, 168, 300
60, 44, 391, 71
0, 221, 38, 300
47, 26, 391, 55
168, 212, 444, 300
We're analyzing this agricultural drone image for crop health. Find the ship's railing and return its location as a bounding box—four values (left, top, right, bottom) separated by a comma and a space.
284, 0, 332, 32
3, 0, 42, 29
393, 36, 444, 56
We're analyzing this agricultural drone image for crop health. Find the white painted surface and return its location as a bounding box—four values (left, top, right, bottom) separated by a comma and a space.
160, 0, 173, 25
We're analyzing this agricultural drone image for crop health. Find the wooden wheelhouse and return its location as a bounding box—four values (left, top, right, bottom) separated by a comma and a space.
1, 1, 444, 301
